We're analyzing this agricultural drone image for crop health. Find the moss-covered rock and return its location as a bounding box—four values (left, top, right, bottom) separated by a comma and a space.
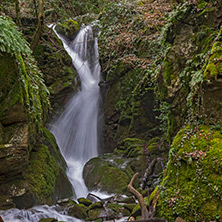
86, 208, 103, 221
157, 125, 222, 221
55, 19, 80, 41
204, 33, 222, 80
83, 154, 131, 194
84, 134, 167, 196
24, 145, 59, 204
78, 197, 92, 206
38, 219, 58, 222
88, 201, 103, 210
68, 203, 88, 219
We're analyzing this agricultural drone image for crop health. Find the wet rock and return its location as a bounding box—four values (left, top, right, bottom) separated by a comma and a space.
87, 208, 103, 221
57, 198, 77, 206
38, 219, 58, 222
88, 201, 103, 210
68, 203, 87, 219
78, 197, 92, 206
117, 196, 135, 204
123, 203, 136, 212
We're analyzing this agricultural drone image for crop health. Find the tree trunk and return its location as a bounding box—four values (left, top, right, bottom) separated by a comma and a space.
31, 0, 44, 51
15, 0, 21, 27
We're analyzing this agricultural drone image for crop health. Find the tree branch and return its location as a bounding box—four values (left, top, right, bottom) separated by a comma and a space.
31, 0, 44, 51
128, 172, 149, 220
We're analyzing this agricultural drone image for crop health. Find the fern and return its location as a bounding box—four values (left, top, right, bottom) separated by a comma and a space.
0, 15, 50, 134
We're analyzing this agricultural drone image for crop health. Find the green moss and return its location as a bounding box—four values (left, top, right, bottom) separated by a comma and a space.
0, 15, 50, 138
120, 138, 145, 158
204, 40, 222, 80
100, 166, 129, 194
131, 196, 149, 217
24, 145, 59, 203
55, 19, 80, 40
149, 186, 159, 203
43, 128, 67, 169
0, 54, 21, 115
197, 0, 208, 9
84, 154, 135, 194
157, 125, 222, 221
68, 204, 88, 219
88, 201, 103, 210
147, 137, 159, 156
123, 203, 136, 212
86, 208, 102, 221
78, 197, 92, 206
167, 110, 176, 143
106, 203, 123, 217
163, 61, 174, 85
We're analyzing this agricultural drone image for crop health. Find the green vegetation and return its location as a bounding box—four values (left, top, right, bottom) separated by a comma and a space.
24, 145, 59, 203
0, 15, 49, 136
157, 125, 222, 221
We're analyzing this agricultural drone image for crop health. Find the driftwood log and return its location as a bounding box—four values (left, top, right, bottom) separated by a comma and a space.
128, 172, 168, 222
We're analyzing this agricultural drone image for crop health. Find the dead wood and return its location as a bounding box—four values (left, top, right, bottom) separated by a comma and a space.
128, 172, 150, 220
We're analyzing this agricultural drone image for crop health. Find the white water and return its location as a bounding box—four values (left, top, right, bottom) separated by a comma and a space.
0, 205, 81, 222
0, 24, 103, 222
51, 24, 101, 198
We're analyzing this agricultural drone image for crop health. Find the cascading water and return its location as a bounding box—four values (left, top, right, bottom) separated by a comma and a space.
0, 23, 103, 222
51, 23, 101, 198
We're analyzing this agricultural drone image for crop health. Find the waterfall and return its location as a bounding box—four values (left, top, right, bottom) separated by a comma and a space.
0, 23, 104, 222
50, 24, 101, 198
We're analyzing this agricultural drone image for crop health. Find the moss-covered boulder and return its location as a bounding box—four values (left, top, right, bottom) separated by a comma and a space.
83, 154, 131, 194
157, 125, 222, 221
68, 203, 88, 219
84, 136, 167, 195
24, 145, 59, 204
78, 197, 92, 206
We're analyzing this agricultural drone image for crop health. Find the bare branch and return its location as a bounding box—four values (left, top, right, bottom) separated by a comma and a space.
128, 172, 149, 220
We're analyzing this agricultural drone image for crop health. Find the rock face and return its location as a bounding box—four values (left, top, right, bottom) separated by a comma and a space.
157, 125, 222, 221
0, 16, 73, 209
156, 1, 222, 141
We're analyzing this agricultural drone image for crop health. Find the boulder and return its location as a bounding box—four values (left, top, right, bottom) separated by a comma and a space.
78, 197, 92, 206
